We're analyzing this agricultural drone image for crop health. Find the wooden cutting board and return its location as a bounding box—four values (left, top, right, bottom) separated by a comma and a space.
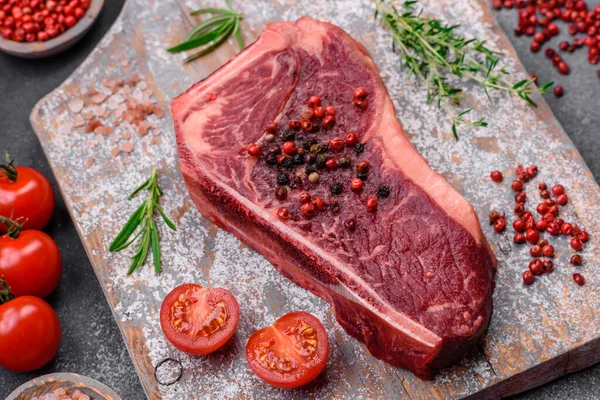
29, 0, 600, 398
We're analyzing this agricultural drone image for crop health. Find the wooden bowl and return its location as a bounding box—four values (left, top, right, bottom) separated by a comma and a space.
0, 0, 104, 59
6, 372, 122, 400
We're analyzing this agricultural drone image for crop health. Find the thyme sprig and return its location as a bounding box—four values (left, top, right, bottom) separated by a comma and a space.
168, 0, 244, 63
373, 0, 553, 139
109, 168, 176, 275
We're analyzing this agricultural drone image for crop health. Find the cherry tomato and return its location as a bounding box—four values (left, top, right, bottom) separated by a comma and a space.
0, 162, 55, 231
0, 295, 61, 372
0, 229, 62, 298
160, 284, 239, 355
246, 311, 329, 388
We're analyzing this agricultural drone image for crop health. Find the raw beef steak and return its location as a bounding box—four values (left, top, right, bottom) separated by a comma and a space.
172, 17, 496, 379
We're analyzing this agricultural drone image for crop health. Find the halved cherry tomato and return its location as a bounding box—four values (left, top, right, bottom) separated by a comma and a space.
0, 294, 61, 372
160, 284, 239, 355
0, 228, 62, 298
246, 311, 329, 388
0, 159, 55, 232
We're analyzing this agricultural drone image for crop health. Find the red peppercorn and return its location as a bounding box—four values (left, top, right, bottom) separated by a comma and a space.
356, 161, 370, 174
557, 62, 570, 74
514, 233, 527, 244
548, 205, 559, 216
512, 180, 524, 191
561, 222, 574, 235
322, 115, 335, 130
529, 259, 543, 275
533, 32, 546, 43
325, 158, 338, 170
537, 238, 549, 248
289, 120, 301, 130
489, 210, 502, 225
301, 119, 313, 131
514, 202, 525, 217
577, 230, 589, 242
554, 86, 564, 97
345, 132, 359, 146
515, 192, 527, 203
64, 15, 76, 27
307, 96, 321, 108
277, 207, 290, 220
536, 202, 549, 215
547, 222, 560, 235
282, 141, 297, 155
329, 137, 344, 151
544, 198, 556, 207
351, 178, 363, 192
573, 273, 585, 285
275, 187, 288, 201
366, 197, 378, 212
324, 104, 336, 116
302, 110, 314, 120
542, 244, 555, 257
554, 218, 564, 226
540, 189, 550, 199
523, 270, 535, 285
543, 212, 555, 222
353, 87, 367, 99
556, 193, 568, 205
513, 219, 526, 232
542, 259, 554, 273
300, 203, 315, 218
265, 121, 278, 134
354, 98, 369, 109
299, 192, 312, 204
548, 23, 559, 35
570, 254, 583, 266
494, 218, 506, 232
535, 219, 547, 231
531, 40, 541, 52
526, 166, 538, 178
311, 197, 325, 211
530, 245, 542, 257
559, 40, 569, 50
571, 237, 584, 251
313, 106, 326, 118
247, 143, 261, 156
526, 228, 539, 244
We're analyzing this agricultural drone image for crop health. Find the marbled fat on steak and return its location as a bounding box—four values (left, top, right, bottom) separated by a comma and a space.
172, 17, 496, 379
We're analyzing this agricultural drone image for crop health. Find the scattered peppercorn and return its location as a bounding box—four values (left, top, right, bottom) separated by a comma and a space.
530, 245, 542, 257
556, 193, 568, 206
538, 182, 547, 190
305, 165, 317, 175
301, 119, 313, 131
312, 197, 325, 211
542, 259, 554, 273
330, 201, 340, 213
338, 156, 351, 168
526, 228, 540, 244
354, 143, 364, 154
494, 218, 506, 232
293, 154, 305, 165
514, 202, 525, 216
275, 187, 288, 201
289, 120, 301, 130
537, 238, 549, 248
303, 138, 317, 151
540, 189, 550, 199
526, 166, 538, 177
377, 186, 390, 198
573, 273, 585, 286
344, 218, 356, 231
314, 106, 326, 118
542, 244, 555, 257
353, 87, 367, 99
277, 173, 290, 186
548, 205, 559, 216
577, 230, 589, 242
513, 219, 526, 232
547, 222, 560, 235
523, 270, 535, 285
310, 144, 324, 154
277, 207, 290, 220
316, 155, 328, 170
351, 178, 363, 192
490, 210, 502, 224
308, 172, 320, 184
265, 134, 275, 142
570, 236, 584, 251
554, 86, 564, 97
552, 184, 565, 196
515, 192, 527, 203
281, 130, 295, 142
281, 158, 293, 169
490, 170, 503, 182
265, 122, 278, 134
354, 98, 369, 109
325, 104, 336, 115
346, 132, 359, 146
330, 182, 343, 195
570, 254, 583, 266
329, 137, 345, 151
366, 197, 378, 212
357, 172, 368, 181
265, 153, 278, 166
322, 115, 336, 130
514, 233, 526, 244
356, 161, 370, 174
536, 202, 549, 215
325, 158, 338, 170
247, 144, 261, 156
512, 180, 524, 191
529, 259, 543, 275
300, 203, 315, 218
299, 192, 312, 204
535, 219, 548, 231
554, 218, 564, 226
308, 96, 321, 108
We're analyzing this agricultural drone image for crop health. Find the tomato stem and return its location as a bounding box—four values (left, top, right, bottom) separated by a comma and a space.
0, 154, 18, 183
0, 279, 15, 304
0, 215, 24, 239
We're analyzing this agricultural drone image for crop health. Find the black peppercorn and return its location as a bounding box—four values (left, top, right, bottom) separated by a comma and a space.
338, 156, 351, 168
266, 145, 282, 156
281, 130, 295, 142
275, 186, 288, 200
316, 155, 327, 170
354, 143, 364, 154
377, 186, 390, 198
305, 165, 317, 175
293, 154, 305, 165
357, 172, 368, 181
277, 173, 290, 186
330, 201, 340, 213
281, 157, 294, 169
303, 138, 317, 150
320, 144, 329, 154
330, 182, 343, 195
305, 153, 317, 165
265, 153, 278, 166
289, 181, 298, 189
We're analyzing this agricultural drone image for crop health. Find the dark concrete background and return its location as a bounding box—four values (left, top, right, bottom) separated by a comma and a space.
1, 1, 599, 399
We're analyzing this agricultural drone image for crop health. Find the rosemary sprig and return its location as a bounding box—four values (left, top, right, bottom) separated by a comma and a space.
109, 168, 176, 275
373, 0, 553, 139
168, 0, 244, 63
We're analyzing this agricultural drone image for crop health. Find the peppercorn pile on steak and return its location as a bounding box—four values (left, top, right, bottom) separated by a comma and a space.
172, 17, 496, 379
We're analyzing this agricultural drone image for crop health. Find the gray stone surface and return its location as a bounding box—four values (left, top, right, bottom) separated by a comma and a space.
0, 1, 599, 399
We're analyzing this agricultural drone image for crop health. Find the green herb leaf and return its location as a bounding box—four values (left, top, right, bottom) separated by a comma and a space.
111, 168, 176, 275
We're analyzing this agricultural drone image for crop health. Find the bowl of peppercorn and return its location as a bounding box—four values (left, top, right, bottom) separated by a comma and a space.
0, 0, 104, 59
